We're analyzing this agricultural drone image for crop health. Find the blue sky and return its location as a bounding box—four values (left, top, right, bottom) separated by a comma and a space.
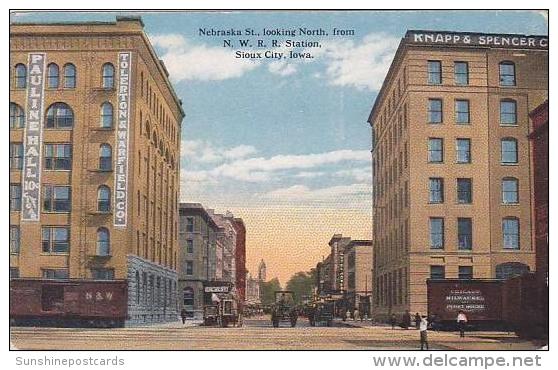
11, 10, 548, 281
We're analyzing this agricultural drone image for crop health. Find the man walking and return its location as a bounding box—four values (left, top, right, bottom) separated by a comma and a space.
457, 310, 468, 338
419, 315, 429, 350
180, 309, 187, 325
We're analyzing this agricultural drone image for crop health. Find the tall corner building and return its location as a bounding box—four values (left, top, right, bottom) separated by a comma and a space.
9, 17, 185, 324
367, 31, 548, 319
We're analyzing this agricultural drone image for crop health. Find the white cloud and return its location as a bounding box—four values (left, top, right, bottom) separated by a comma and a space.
263, 183, 370, 202
150, 33, 261, 82
211, 149, 370, 182
268, 60, 298, 76
310, 33, 399, 91
223, 145, 258, 160
334, 167, 372, 183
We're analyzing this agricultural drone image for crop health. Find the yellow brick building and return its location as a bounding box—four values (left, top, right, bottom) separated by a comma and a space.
368, 31, 548, 320
9, 17, 184, 324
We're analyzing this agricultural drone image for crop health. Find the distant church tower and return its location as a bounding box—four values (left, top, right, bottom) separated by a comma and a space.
258, 259, 267, 282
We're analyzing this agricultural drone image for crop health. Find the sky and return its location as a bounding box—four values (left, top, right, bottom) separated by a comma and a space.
12, 10, 548, 285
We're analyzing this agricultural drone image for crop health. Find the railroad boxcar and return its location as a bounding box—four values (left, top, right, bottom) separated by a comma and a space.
502, 272, 547, 338
10, 278, 128, 328
427, 279, 504, 330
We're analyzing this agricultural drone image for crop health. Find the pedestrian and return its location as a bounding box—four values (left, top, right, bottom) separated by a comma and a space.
419, 315, 429, 350
180, 309, 187, 325
457, 310, 468, 338
390, 313, 397, 329
415, 312, 421, 329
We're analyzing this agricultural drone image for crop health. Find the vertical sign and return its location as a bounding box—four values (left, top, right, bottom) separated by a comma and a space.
114, 52, 132, 227
21, 53, 46, 222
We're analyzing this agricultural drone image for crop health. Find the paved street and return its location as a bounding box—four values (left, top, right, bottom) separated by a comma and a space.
10, 317, 542, 350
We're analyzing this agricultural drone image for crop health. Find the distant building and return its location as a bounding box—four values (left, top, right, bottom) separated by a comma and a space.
368, 30, 547, 319
245, 272, 261, 304
178, 203, 221, 319
258, 259, 267, 282
232, 218, 247, 303
328, 234, 351, 293
344, 240, 373, 316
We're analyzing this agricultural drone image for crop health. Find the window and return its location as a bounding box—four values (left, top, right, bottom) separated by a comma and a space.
455, 100, 470, 124
427, 61, 442, 84
97, 228, 110, 256
186, 239, 194, 253
99, 144, 112, 171
458, 218, 472, 250
454, 62, 469, 85
457, 178, 472, 204
183, 287, 194, 314
15, 64, 26, 88
42, 227, 70, 253
10, 184, 21, 211
91, 268, 114, 280
10, 268, 20, 279
46, 103, 74, 128
499, 62, 516, 86
102, 63, 115, 88
428, 138, 443, 163
429, 178, 444, 203
64, 63, 76, 88
502, 218, 520, 249
10, 103, 25, 128
458, 266, 473, 280
186, 217, 194, 232
47, 63, 59, 88
501, 138, 518, 164
429, 217, 444, 249
428, 99, 443, 123
185, 261, 193, 275
10, 143, 23, 169
44, 144, 72, 170
456, 138, 471, 163
43, 185, 71, 212
97, 185, 111, 212
495, 262, 529, 279
430, 265, 445, 279
42, 269, 69, 279
100, 102, 113, 128
10, 226, 20, 254
500, 100, 517, 125
502, 178, 519, 204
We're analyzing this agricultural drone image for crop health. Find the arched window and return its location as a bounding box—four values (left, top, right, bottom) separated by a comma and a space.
501, 138, 518, 164
10, 103, 25, 129
495, 262, 529, 280
99, 144, 112, 171
96, 227, 110, 256
47, 63, 59, 89
499, 61, 516, 86
97, 185, 111, 212
14, 64, 26, 88
502, 177, 519, 204
152, 131, 158, 146
145, 121, 151, 139
100, 102, 113, 128
502, 217, 520, 249
102, 63, 115, 88
46, 103, 74, 129
64, 63, 76, 88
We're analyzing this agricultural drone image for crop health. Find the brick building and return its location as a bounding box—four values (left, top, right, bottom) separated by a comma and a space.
343, 240, 373, 315
232, 218, 247, 302
368, 31, 548, 319
9, 17, 184, 325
